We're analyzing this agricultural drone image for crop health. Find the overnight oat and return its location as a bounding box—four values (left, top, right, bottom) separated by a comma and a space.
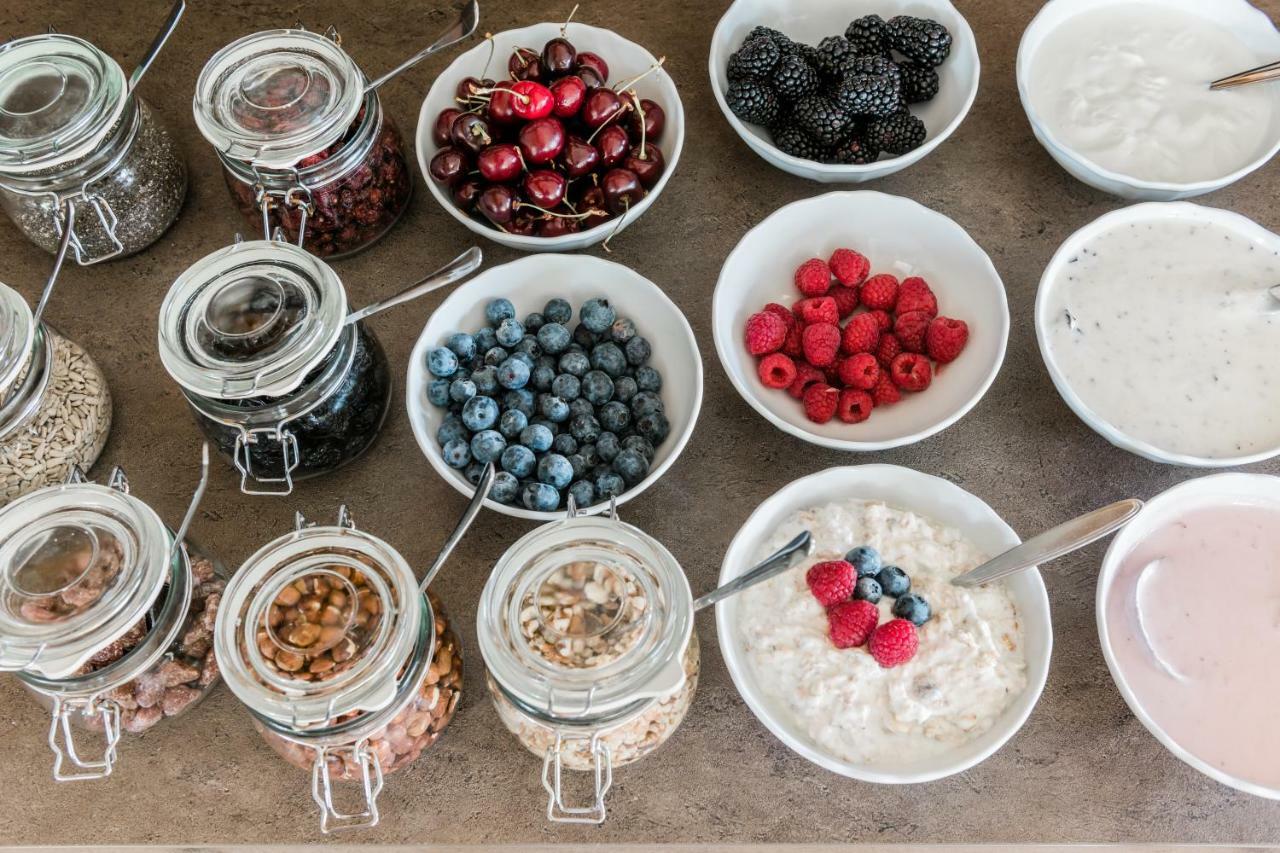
738, 499, 1026, 765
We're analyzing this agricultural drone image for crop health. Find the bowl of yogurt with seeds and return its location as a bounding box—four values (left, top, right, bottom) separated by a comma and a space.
1037, 202, 1280, 467
717, 465, 1051, 783
1017, 0, 1280, 200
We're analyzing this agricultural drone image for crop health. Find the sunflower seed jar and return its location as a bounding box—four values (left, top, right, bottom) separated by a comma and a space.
216, 508, 461, 833
0, 35, 186, 263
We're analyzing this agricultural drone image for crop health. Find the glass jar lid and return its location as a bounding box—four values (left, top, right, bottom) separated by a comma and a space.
0, 281, 34, 405
0, 482, 171, 679
157, 239, 347, 400
215, 523, 422, 729
0, 34, 127, 174
478, 515, 693, 722
193, 29, 364, 170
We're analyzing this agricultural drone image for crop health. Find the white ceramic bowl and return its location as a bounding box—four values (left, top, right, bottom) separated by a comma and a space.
1096, 472, 1280, 800
708, 0, 980, 183
1035, 201, 1280, 468
416, 23, 685, 252
713, 191, 1008, 451
1017, 0, 1280, 201
406, 254, 703, 521
717, 464, 1052, 783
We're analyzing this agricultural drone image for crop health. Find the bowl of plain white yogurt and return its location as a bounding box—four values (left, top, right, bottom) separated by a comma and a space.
717, 465, 1052, 783
1017, 0, 1280, 200
1036, 202, 1280, 467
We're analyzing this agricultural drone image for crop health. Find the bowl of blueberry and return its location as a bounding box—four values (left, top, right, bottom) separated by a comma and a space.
708, 0, 979, 182
407, 254, 703, 519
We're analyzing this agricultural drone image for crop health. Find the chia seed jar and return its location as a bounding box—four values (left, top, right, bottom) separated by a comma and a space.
0, 468, 225, 781
216, 507, 461, 833
193, 29, 412, 259
0, 34, 186, 264
478, 503, 698, 825
157, 238, 391, 496
0, 282, 112, 505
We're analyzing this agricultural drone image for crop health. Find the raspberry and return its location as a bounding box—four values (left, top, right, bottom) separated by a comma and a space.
806, 559, 855, 606
782, 322, 804, 358
872, 372, 902, 405
801, 323, 841, 367
788, 362, 825, 399
859, 274, 899, 311
827, 599, 880, 648
837, 388, 874, 423
795, 258, 832, 296
868, 618, 919, 668
829, 284, 860, 318
828, 248, 871, 287
867, 309, 892, 332
896, 276, 938, 317
763, 302, 796, 326
795, 296, 839, 326
841, 312, 880, 355
894, 310, 931, 353
875, 332, 902, 367
925, 316, 969, 364
758, 353, 797, 388
745, 311, 788, 355
890, 352, 932, 391
802, 383, 839, 424
837, 352, 880, 390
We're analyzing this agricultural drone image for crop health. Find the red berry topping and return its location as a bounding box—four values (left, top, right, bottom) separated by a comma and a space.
829, 248, 871, 287
802, 383, 840, 424
781, 322, 804, 358
794, 258, 833, 297
836, 388, 874, 423
801, 323, 841, 367
872, 372, 902, 406
827, 599, 880, 648
806, 560, 856, 606
868, 618, 919, 668
837, 352, 880, 390
763, 302, 795, 326
829, 284, 860, 318
925, 316, 970, 364
841, 313, 880, 355
896, 276, 938, 318
758, 353, 797, 389
859, 274, 899, 311
796, 296, 839, 326
745, 311, 788, 355
890, 352, 933, 392
875, 332, 903, 368
788, 362, 825, 399
867, 309, 892, 333
894, 310, 932, 353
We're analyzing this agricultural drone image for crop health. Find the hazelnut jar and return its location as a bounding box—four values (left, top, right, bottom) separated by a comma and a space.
215, 507, 461, 834
0, 461, 224, 781
478, 502, 698, 825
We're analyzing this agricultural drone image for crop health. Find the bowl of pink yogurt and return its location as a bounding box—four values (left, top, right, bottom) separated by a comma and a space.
1097, 472, 1280, 800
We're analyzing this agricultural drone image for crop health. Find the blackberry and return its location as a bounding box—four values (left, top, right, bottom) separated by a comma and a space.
846, 15, 890, 56
899, 61, 940, 103
727, 36, 781, 81
746, 25, 793, 51
770, 124, 827, 162
835, 73, 901, 118
813, 35, 856, 80
770, 52, 821, 103
846, 55, 901, 87
886, 16, 953, 68
831, 132, 879, 165
793, 93, 854, 146
793, 42, 823, 69
726, 79, 781, 126
865, 112, 927, 155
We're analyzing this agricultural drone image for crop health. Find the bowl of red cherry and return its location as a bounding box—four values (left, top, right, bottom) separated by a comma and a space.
417, 17, 684, 251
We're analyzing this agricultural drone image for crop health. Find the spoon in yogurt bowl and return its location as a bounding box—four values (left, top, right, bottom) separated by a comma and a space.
694, 531, 814, 611
1210, 59, 1280, 91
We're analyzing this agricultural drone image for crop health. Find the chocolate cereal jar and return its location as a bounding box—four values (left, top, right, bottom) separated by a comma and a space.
478, 502, 698, 825
0, 464, 223, 780
193, 29, 411, 259
0, 34, 186, 263
216, 507, 461, 833
157, 238, 391, 495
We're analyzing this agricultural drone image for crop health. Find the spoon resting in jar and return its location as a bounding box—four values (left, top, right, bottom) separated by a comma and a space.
421, 461, 495, 591
345, 246, 482, 326
364, 0, 480, 93
693, 531, 813, 611
128, 0, 186, 93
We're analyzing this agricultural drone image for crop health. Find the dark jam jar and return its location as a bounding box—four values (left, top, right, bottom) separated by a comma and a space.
194, 29, 411, 259
158, 239, 392, 495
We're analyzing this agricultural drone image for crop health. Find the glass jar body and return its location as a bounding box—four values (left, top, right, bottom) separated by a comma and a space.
0, 98, 186, 262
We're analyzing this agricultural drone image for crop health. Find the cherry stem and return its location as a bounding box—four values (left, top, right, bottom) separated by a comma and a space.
515, 201, 591, 220
480, 33, 496, 79
612, 57, 666, 94
602, 199, 630, 254
480, 86, 531, 105
629, 91, 647, 158
586, 102, 633, 144
561, 4, 579, 36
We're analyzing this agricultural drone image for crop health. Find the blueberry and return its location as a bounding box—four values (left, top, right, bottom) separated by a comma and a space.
567, 453, 587, 479
613, 376, 638, 403
503, 388, 535, 416
537, 322, 572, 355
446, 332, 477, 362
520, 424, 554, 453
558, 350, 590, 377
635, 365, 662, 393
551, 373, 581, 400
598, 400, 631, 434
854, 576, 882, 603
491, 471, 520, 504
553, 433, 579, 456
579, 442, 600, 468
539, 394, 570, 423
543, 297, 572, 325
427, 378, 451, 407
462, 395, 499, 431
497, 358, 531, 390
595, 471, 625, 499
568, 398, 595, 420
610, 317, 637, 343
464, 462, 487, 485
631, 391, 664, 418
846, 546, 882, 578
625, 336, 651, 366
500, 444, 537, 478
612, 448, 649, 486
573, 323, 599, 348
596, 431, 621, 462
474, 327, 498, 352
437, 416, 468, 446
590, 342, 627, 377
531, 364, 556, 392
637, 411, 670, 445
580, 370, 614, 405
485, 298, 515, 326
495, 318, 525, 348
521, 482, 561, 512
621, 435, 655, 463
579, 297, 614, 333
470, 429, 506, 463
877, 565, 911, 598
449, 378, 477, 403
469, 366, 497, 396
537, 453, 574, 489
893, 593, 931, 626
514, 335, 542, 358
483, 346, 509, 367
499, 408, 528, 439
566, 341, 586, 354
568, 413, 601, 443
524, 312, 545, 332
509, 351, 535, 370
428, 347, 459, 378
442, 438, 471, 468
568, 479, 595, 508
592, 463, 613, 481
530, 417, 560, 436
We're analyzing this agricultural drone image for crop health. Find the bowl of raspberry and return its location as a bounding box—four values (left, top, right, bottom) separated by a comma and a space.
713, 191, 1008, 451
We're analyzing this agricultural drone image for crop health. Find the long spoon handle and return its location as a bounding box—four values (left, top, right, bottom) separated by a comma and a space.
364, 0, 480, 93
694, 531, 813, 612
421, 461, 494, 592
128, 0, 186, 92
1210, 59, 1280, 91
345, 247, 481, 326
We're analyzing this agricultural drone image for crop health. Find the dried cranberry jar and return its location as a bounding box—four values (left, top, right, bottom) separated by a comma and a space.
193, 29, 412, 259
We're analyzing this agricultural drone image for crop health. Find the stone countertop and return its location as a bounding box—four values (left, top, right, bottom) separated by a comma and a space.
1, 0, 1278, 845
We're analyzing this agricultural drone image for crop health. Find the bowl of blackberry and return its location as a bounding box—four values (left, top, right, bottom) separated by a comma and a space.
709, 0, 979, 182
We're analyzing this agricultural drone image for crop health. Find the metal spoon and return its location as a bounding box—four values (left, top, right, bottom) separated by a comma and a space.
1210, 59, 1280, 91
951, 499, 1143, 588
693, 531, 813, 611
128, 0, 186, 93
364, 0, 480, 93
345, 247, 481, 326
1267, 284, 1280, 311
421, 461, 494, 591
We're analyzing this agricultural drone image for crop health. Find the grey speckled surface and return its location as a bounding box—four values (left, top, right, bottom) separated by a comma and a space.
0, 0, 1278, 845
